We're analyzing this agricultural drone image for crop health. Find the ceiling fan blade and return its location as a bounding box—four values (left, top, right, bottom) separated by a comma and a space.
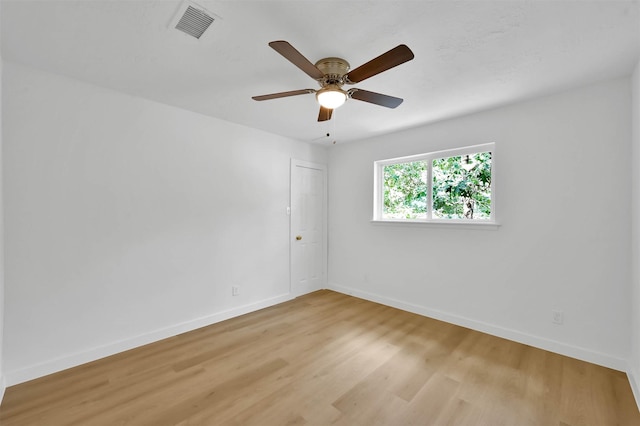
349, 89, 403, 108
269, 41, 325, 80
345, 45, 414, 83
318, 106, 333, 122
252, 89, 315, 101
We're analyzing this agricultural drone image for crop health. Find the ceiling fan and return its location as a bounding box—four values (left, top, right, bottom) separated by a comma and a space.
252, 41, 415, 122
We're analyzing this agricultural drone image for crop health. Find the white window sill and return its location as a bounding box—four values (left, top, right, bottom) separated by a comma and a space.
371, 219, 500, 230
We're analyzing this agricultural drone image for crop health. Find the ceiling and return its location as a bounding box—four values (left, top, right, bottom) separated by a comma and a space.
2, 0, 639, 144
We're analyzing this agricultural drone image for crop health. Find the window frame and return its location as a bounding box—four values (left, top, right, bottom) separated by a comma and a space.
373, 143, 496, 226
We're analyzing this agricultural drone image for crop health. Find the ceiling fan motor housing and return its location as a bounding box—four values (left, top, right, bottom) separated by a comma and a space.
315, 57, 350, 87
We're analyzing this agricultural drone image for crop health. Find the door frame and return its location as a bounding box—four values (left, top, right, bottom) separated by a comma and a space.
289, 159, 328, 296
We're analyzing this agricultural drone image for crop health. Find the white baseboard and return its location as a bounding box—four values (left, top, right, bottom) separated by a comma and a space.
327, 282, 627, 372
5, 293, 294, 386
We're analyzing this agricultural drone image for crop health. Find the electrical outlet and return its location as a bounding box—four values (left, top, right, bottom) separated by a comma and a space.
232, 286, 240, 296
552, 310, 564, 325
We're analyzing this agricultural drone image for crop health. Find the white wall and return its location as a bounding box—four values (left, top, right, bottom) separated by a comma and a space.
0, 0, 6, 401
328, 77, 632, 370
2, 62, 327, 384
631, 59, 640, 403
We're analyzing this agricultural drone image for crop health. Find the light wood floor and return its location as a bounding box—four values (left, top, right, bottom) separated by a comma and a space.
1, 290, 638, 425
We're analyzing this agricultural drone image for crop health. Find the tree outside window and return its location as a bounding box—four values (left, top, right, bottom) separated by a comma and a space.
383, 161, 428, 219
432, 152, 492, 219
376, 145, 493, 222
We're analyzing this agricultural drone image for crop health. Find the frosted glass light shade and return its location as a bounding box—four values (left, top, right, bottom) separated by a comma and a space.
316, 86, 347, 109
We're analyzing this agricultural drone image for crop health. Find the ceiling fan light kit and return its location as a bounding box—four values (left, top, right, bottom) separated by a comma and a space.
316, 85, 347, 109
252, 41, 414, 122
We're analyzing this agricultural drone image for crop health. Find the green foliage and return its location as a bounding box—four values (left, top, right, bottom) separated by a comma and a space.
382, 151, 492, 220
383, 161, 428, 219
432, 152, 492, 219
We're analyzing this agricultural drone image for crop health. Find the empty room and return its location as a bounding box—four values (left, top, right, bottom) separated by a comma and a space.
0, 0, 639, 424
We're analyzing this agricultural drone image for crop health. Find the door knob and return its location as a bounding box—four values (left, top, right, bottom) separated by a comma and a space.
296, 235, 302, 240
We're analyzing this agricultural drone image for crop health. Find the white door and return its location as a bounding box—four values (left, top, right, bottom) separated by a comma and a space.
290, 159, 326, 297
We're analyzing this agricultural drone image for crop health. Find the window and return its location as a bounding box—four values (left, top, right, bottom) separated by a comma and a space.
373, 143, 495, 223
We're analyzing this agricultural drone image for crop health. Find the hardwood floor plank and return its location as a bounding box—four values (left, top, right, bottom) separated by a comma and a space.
208, 323, 402, 425
519, 347, 563, 425
395, 372, 461, 425
140, 358, 289, 426
0, 290, 638, 425
430, 397, 480, 426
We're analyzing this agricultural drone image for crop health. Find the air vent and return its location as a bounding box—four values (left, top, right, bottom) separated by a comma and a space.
170, 1, 220, 40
